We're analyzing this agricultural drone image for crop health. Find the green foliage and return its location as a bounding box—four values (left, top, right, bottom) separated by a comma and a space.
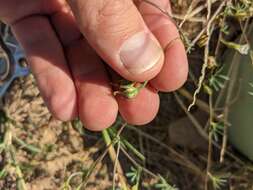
113, 80, 148, 99
108, 128, 145, 162
208, 173, 227, 190
210, 122, 225, 142
220, 24, 230, 35
0, 110, 8, 124
71, 119, 85, 136
14, 137, 41, 154
225, 0, 253, 20
0, 168, 7, 179
61, 172, 83, 190
154, 176, 178, 190
209, 70, 229, 92
248, 82, 253, 96
126, 166, 142, 190
221, 39, 250, 55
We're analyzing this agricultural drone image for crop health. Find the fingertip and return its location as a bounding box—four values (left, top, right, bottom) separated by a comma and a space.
138, 0, 189, 91
151, 41, 188, 92
117, 86, 159, 125
79, 95, 118, 131
34, 67, 78, 121
47, 87, 78, 121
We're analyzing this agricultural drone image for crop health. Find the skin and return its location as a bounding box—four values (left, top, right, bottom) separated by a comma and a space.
0, 0, 188, 131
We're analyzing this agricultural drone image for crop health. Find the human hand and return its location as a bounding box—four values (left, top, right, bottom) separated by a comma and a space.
0, 0, 188, 130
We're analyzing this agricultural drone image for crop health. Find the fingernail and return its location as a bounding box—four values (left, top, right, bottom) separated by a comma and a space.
119, 32, 163, 74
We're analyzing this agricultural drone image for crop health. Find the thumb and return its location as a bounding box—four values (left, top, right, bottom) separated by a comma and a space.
67, 0, 164, 82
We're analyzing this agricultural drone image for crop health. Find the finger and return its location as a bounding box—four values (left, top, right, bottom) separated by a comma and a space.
66, 39, 118, 131
12, 16, 78, 121
139, 0, 188, 91
116, 85, 160, 125
49, 1, 82, 47
50, 5, 118, 130
0, 0, 62, 24
67, 0, 164, 82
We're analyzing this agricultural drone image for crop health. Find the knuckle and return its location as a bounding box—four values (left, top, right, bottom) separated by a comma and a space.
99, 0, 132, 17
85, 0, 136, 36
100, 1, 139, 38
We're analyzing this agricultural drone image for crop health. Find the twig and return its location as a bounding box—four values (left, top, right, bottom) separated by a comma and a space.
183, 0, 220, 25
174, 92, 209, 140
205, 94, 214, 190
174, 91, 244, 165
214, 7, 227, 57
112, 142, 121, 190
207, 0, 212, 21
188, 20, 215, 111
187, 0, 219, 111
179, 0, 222, 27
81, 123, 127, 189
179, 0, 199, 28
102, 127, 129, 190
178, 88, 227, 124
186, 1, 227, 53
127, 126, 205, 178
174, 14, 206, 23
120, 146, 157, 179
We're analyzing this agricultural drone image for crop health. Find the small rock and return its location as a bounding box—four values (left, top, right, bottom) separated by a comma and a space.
40, 127, 57, 145
169, 111, 208, 151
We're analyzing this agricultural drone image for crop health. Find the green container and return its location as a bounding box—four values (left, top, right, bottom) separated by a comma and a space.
220, 25, 253, 160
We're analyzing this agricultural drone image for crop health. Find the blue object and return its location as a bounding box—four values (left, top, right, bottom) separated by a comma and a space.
0, 34, 29, 97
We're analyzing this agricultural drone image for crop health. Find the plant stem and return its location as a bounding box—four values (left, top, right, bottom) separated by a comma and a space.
4, 128, 27, 190
14, 137, 41, 154
205, 94, 214, 190
102, 129, 129, 190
